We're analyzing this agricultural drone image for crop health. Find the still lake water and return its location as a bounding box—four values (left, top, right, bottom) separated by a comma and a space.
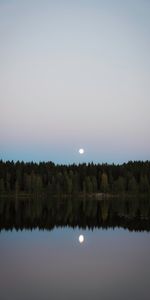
0, 196, 150, 300
0, 227, 150, 300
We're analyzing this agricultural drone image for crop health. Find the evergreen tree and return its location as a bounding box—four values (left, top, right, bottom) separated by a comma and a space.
113, 176, 125, 193
128, 176, 138, 193
100, 172, 109, 193
140, 175, 150, 193
85, 176, 93, 193
0, 178, 5, 193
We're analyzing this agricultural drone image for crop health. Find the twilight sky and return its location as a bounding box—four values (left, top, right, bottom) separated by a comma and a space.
0, 0, 150, 164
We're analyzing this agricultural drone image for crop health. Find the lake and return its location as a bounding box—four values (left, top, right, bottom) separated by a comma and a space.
0, 196, 150, 300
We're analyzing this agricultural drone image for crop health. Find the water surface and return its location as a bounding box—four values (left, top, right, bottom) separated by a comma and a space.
0, 196, 150, 300
0, 227, 150, 300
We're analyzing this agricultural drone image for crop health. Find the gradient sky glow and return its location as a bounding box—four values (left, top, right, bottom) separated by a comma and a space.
1, 0, 150, 164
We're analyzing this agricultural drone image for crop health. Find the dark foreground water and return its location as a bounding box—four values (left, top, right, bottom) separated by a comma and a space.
0, 196, 150, 300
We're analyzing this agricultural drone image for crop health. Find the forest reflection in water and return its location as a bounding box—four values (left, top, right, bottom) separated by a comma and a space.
1, 195, 150, 300
0, 195, 150, 231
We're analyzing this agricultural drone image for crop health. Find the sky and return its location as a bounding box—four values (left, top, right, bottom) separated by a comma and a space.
0, 0, 150, 164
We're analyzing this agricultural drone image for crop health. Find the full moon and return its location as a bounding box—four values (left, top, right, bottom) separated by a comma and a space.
79, 148, 84, 154
79, 234, 84, 243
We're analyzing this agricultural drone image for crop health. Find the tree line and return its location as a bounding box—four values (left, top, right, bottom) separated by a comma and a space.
0, 160, 150, 195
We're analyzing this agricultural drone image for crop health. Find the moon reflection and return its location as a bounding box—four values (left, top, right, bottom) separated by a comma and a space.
79, 234, 84, 243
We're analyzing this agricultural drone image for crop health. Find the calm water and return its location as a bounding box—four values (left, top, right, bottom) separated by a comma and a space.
0, 196, 150, 300
0, 227, 150, 300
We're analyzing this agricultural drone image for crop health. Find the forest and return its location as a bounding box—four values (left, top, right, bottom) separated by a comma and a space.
0, 160, 150, 195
